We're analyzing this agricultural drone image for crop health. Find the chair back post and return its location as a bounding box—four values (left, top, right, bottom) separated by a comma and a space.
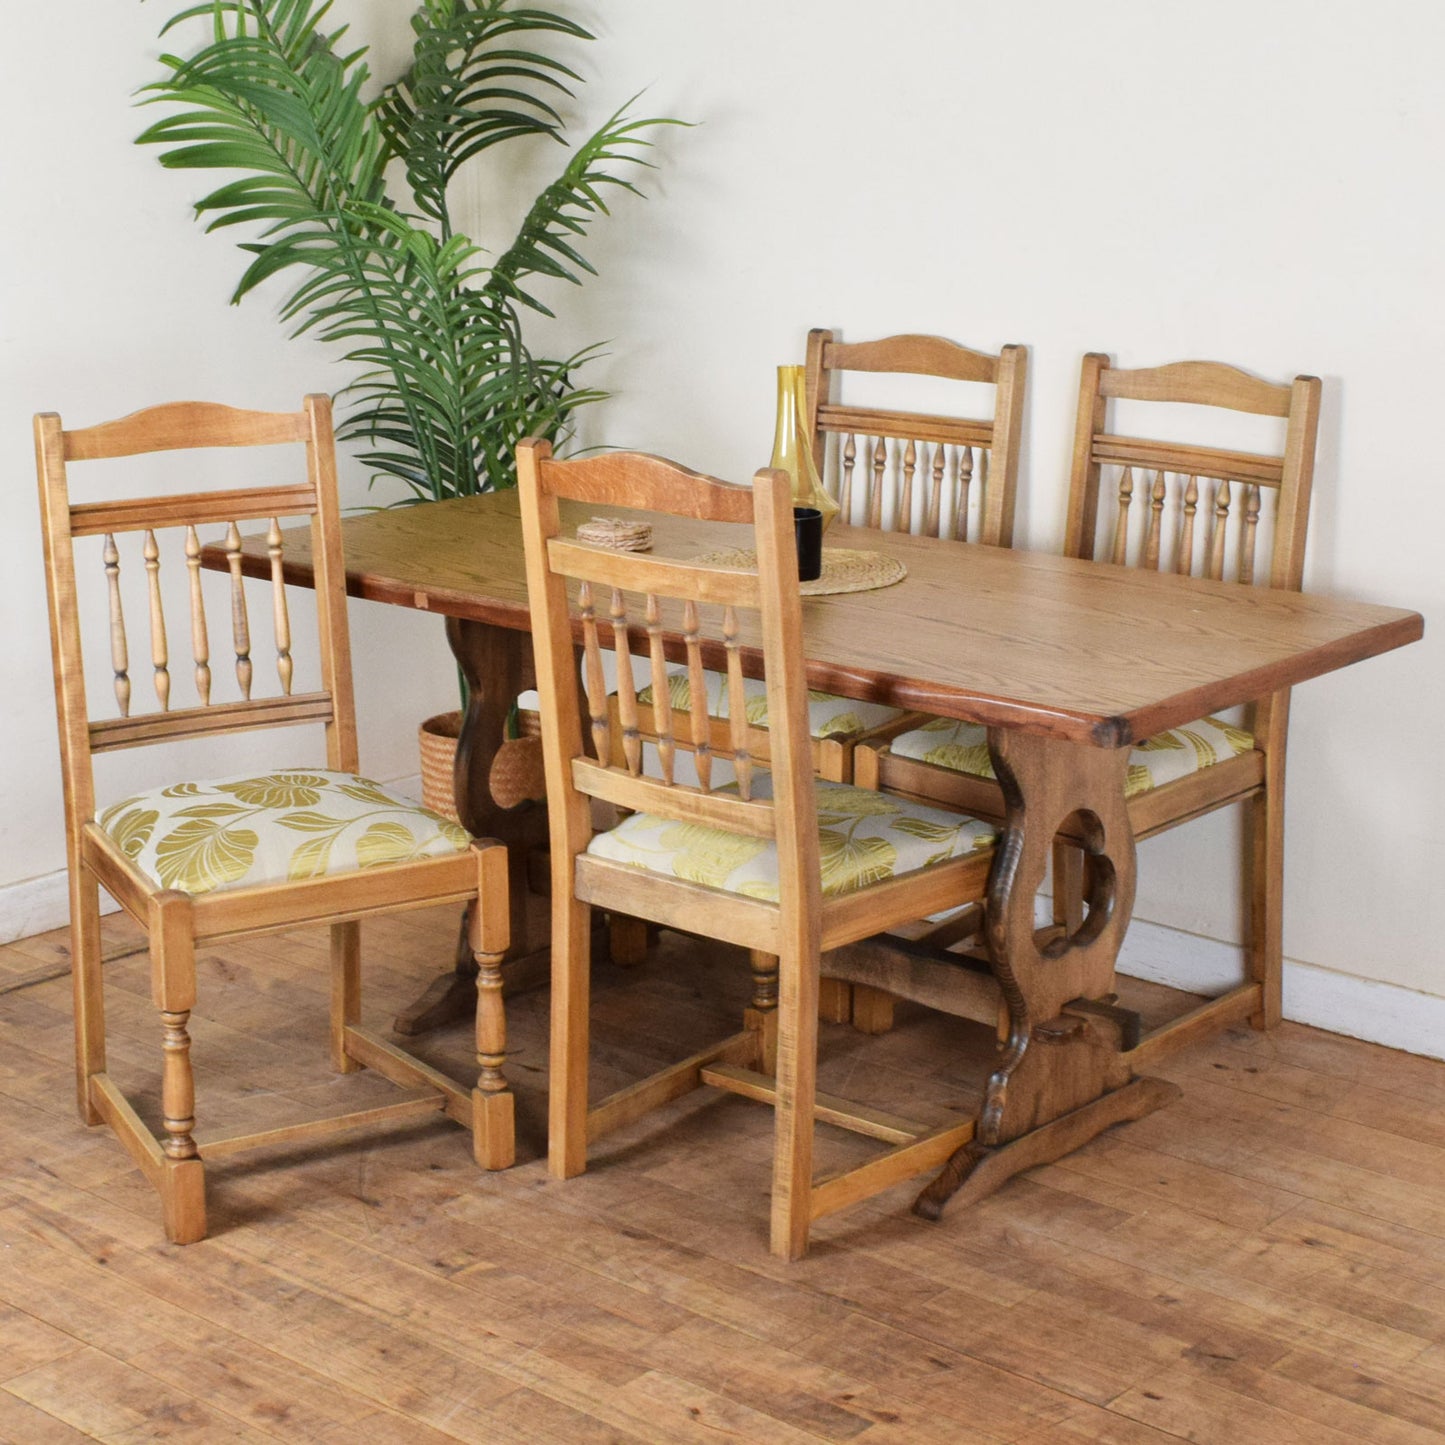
516, 436, 595, 880
301, 394, 360, 774
751, 463, 823, 946
802, 327, 833, 479
1272, 374, 1323, 592
984, 343, 1027, 549
35, 411, 98, 854
1063, 352, 1112, 561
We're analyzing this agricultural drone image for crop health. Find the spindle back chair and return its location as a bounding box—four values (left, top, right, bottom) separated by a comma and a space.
519, 439, 997, 1258
615, 333, 1029, 797
859, 355, 1322, 1045
804, 329, 1027, 547
1065, 355, 1318, 588
35, 396, 511, 1244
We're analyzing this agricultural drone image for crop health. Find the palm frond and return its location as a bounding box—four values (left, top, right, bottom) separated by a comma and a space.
489, 102, 684, 317
376, 0, 591, 228
138, 0, 681, 501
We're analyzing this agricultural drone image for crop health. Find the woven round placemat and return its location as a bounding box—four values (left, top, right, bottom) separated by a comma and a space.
691, 546, 907, 596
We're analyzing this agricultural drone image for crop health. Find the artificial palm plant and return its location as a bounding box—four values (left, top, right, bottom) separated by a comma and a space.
138, 0, 677, 502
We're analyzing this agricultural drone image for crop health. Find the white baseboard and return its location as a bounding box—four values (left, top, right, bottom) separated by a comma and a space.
0, 869, 119, 945
5, 851, 1440, 1064
1109, 910, 1445, 1064
390, 771, 424, 803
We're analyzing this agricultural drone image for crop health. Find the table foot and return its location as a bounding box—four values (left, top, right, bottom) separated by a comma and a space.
912, 1074, 1180, 1219
392, 907, 478, 1036
392, 968, 478, 1037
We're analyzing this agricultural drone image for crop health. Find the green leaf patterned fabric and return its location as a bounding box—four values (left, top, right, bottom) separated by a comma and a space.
97, 770, 470, 895
890, 715, 1256, 798
633, 667, 906, 741
584, 778, 995, 902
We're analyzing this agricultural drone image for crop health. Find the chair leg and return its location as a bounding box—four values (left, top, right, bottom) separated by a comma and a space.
160, 1153, 207, 1247
1247, 783, 1285, 1030
770, 940, 819, 1262
70, 866, 106, 1125
152, 892, 206, 1244
850, 985, 896, 1035
817, 977, 853, 1025
472, 948, 515, 1169
470, 841, 514, 1169
816, 739, 879, 1031
746, 950, 780, 1076
608, 914, 649, 966
548, 892, 594, 1180
329, 920, 361, 1073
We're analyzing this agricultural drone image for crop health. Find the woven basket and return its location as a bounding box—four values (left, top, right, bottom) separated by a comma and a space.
493, 711, 545, 811
419, 709, 546, 825
419, 711, 464, 823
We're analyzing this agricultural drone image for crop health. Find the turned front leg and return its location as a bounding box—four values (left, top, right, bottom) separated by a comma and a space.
746, 949, 780, 1076
151, 891, 206, 1243
469, 842, 514, 1169
160, 1009, 198, 1160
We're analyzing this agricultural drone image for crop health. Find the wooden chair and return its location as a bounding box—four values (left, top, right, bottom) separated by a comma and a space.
616, 331, 1028, 786
857, 355, 1322, 1049
610, 331, 1027, 1015
517, 439, 998, 1259
35, 396, 512, 1245
805, 328, 1026, 551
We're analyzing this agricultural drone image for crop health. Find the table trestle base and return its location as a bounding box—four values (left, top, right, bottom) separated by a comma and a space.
913, 1074, 1181, 1219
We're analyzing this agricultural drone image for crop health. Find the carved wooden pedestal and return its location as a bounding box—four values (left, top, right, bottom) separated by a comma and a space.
915, 728, 1180, 1218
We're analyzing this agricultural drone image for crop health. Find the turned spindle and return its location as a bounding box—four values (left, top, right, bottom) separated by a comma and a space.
184, 525, 212, 706
103, 533, 131, 717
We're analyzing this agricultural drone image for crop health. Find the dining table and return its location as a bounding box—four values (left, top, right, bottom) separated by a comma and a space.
211, 489, 1423, 1216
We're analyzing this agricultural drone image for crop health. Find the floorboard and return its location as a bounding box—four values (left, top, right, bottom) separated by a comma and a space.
2, 907, 1444, 1442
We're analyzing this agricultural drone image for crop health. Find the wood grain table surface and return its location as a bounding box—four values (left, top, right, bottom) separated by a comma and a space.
229, 490, 1422, 749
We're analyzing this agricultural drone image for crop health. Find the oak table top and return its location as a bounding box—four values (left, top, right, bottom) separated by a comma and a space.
229, 490, 1424, 749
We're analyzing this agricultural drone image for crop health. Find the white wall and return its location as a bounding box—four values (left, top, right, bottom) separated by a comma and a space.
3, 3, 1440, 1049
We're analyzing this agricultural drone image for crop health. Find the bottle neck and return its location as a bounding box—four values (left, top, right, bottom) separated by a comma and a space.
771, 365, 805, 469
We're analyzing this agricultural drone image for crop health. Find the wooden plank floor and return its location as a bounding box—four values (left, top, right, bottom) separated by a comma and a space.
3, 908, 1445, 1443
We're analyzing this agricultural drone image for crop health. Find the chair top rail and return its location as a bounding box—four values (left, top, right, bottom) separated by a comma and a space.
68, 485, 319, 537
57, 401, 312, 461
822, 333, 1007, 384
814, 406, 995, 450
1097, 359, 1300, 417
536, 449, 756, 523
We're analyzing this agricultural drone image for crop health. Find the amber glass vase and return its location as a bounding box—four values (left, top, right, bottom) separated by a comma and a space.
770, 365, 839, 530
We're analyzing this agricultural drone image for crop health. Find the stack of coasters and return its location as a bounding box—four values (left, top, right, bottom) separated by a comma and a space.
576, 516, 653, 551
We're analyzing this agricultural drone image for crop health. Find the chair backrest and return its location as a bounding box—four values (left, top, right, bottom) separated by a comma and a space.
1064, 355, 1322, 592
35, 396, 357, 840
803, 330, 1027, 547
516, 439, 821, 922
